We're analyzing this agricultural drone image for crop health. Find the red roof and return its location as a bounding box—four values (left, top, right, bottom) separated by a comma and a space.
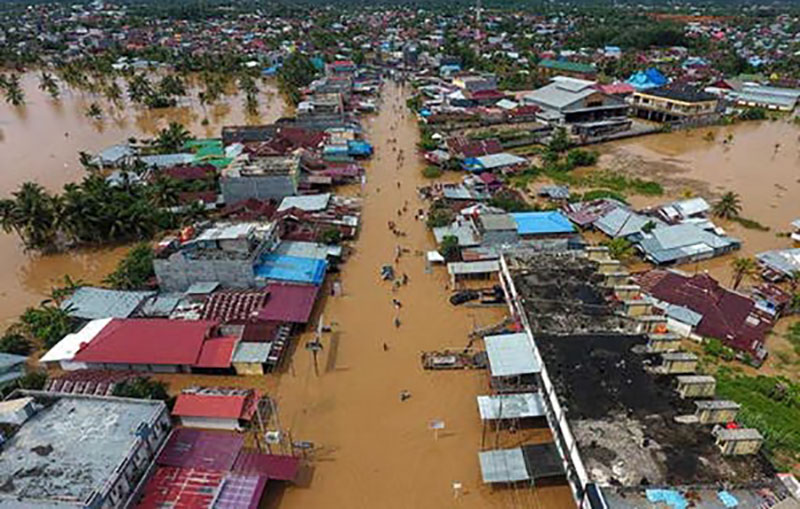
196, 336, 237, 369
172, 389, 260, 421
201, 290, 270, 322
595, 83, 635, 95
138, 467, 224, 509
73, 319, 217, 366
158, 428, 244, 470
232, 451, 301, 482
468, 89, 507, 100
636, 270, 770, 358
164, 165, 216, 181
446, 136, 503, 158
257, 283, 320, 324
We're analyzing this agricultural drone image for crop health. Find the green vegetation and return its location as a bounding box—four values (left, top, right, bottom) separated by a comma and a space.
566, 148, 598, 167
113, 377, 170, 401
739, 107, 768, 121
703, 337, 737, 362
426, 206, 454, 229
19, 303, 75, 349
317, 227, 342, 245
0, 331, 32, 356
17, 371, 48, 391
0, 73, 25, 106
152, 122, 195, 153
418, 127, 439, 151
103, 243, 155, 290
731, 216, 770, 231
488, 190, 533, 212
277, 52, 318, 105
730, 256, 758, 290
422, 165, 443, 179
543, 167, 663, 196
786, 323, 800, 356
573, 189, 629, 204
439, 235, 460, 262
714, 367, 800, 470
712, 191, 743, 219
602, 237, 635, 262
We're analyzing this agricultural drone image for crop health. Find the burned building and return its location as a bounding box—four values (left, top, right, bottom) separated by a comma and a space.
498, 249, 787, 508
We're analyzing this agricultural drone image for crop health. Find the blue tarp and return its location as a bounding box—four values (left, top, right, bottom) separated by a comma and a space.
255, 254, 327, 285
311, 57, 325, 71
510, 211, 575, 236
646, 489, 688, 509
461, 157, 483, 173
348, 140, 373, 156
717, 491, 739, 508
419, 109, 432, 117
323, 144, 349, 156
262, 65, 281, 76
627, 68, 667, 90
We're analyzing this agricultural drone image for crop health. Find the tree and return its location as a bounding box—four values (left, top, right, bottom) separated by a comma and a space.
317, 227, 342, 245
153, 122, 194, 153
277, 53, 318, 105
18, 371, 48, 391
85, 102, 103, 119
103, 243, 155, 290
566, 149, 598, 167
38, 71, 59, 99
0, 182, 61, 251
603, 237, 635, 262
104, 81, 123, 108
713, 191, 742, 219
1, 73, 25, 106
112, 377, 169, 400
439, 235, 460, 262
20, 304, 74, 349
548, 127, 570, 154
0, 332, 32, 355
730, 256, 757, 290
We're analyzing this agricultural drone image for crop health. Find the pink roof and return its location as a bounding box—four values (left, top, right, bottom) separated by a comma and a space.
73, 319, 217, 366
158, 428, 244, 471
478, 172, 500, 184
196, 336, 237, 369
596, 83, 635, 95
256, 283, 320, 324
138, 467, 224, 508
172, 390, 259, 420
232, 451, 301, 482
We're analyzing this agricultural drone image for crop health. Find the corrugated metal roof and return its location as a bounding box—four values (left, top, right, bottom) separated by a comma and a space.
173, 393, 248, 419
256, 283, 319, 324
61, 287, 154, 320
196, 336, 237, 368
477, 393, 546, 420
158, 428, 243, 471
484, 333, 541, 377
447, 260, 500, 275
511, 211, 575, 235
478, 448, 531, 483
474, 152, 527, 170
255, 254, 327, 285
277, 193, 331, 212
232, 342, 272, 363
232, 451, 300, 481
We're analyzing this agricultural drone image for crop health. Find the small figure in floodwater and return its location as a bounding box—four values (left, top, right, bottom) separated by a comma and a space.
394, 317, 401, 328
383, 342, 389, 351
774, 143, 781, 153
400, 390, 411, 402
392, 298, 402, 309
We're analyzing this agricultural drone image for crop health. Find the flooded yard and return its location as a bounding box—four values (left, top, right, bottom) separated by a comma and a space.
0, 73, 284, 326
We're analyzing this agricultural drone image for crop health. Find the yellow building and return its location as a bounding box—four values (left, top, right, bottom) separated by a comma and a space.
631, 85, 719, 122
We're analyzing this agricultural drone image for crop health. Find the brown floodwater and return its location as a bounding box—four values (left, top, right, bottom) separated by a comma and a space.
153, 81, 576, 508
599, 119, 800, 284
0, 73, 285, 327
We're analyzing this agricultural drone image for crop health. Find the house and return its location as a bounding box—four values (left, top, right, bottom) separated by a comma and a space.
42, 318, 237, 373
220, 155, 302, 203
756, 248, 800, 281
462, 153, 528, 173
631, 84, 719, 123
510, 211, 575, 239
626, 68, 668, 91
636, 223, 739, 265
172, 387, 261, 431
656, 197, 711, 224
523, 77, 628, 124
635, 269, 770, 362
537, 59, 596, 80
153, 222, 279, 292
729, 84, 800, 111
595, 207, 662, 240
478, 214, 520, 246
60, 287, 155, 320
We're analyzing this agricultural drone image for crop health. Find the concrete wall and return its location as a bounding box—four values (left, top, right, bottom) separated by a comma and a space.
221, 174, 298, 204
677, 381, 716, 398
154, 257, 256, 292
233, 362, 264, 376
180, 415, 240, 431
697, 407, 738, 424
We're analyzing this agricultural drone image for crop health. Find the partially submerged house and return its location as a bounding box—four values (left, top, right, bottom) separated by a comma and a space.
631, 84, 720, 123
522, 77, 628, 124
636, 223, 740, 265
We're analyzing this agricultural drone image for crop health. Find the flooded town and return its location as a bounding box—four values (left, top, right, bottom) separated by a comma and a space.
0, 1, 799, 508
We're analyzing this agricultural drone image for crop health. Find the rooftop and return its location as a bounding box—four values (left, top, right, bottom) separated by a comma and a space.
60, 287, 154, 320
223, 155, 301, 178
0, 393, 166, 507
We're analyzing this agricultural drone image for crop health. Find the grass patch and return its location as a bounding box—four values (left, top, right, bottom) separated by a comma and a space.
543, 167, 663, 196
715, 366, 800, 471
786, 323, 800, 356
574, 189, 629, 204
732, 216, 770, 231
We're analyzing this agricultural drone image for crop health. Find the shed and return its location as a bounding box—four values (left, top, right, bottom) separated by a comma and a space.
694, 400, 740, 424
477, 392, 546, 421
658, 351, 698, 374
172, 387, 260, 431
676, 375, 716, 399
447, 260, 500, 287
714, 428, 764, 456
484, 333, 541, 378
478, 448, 530, 484
232, 342, 273, 375
510, 211, 575, 237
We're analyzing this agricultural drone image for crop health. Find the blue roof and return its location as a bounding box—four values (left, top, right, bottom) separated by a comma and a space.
348, 140, 373, 156
627, 68, 667, 90
255, 254, 327, 285
510, 211, 575, 235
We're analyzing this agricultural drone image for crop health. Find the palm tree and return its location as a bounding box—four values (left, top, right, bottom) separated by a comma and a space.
104, 81, 123, 108
127, 73, 153, 104
38, 72, 60, 99
730, 256, 757, 290
244, 92, 259, 116
148, 176, 181, 209
713, 191, 742, 219
3, 182, 60, 251
2, 74, 25, 106
603, 237, 635, 262
85, 103, 103, 119
153, 122, 193, 153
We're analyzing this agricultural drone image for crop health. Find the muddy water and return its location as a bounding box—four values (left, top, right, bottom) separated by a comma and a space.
254, 83, 574, 508
601, 120, 800, 283
0, 73, 284, 326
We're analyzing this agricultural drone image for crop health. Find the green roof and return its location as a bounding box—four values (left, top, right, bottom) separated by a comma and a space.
538, 59, 596, 74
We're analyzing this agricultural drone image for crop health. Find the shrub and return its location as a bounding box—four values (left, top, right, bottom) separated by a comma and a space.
426, 208, 454, 229
0, 332, 32, 356
317, 228, 342, 245
18, 371, 47, 390
439, 235, 460, 262
739, 107, 767, 121
103, 243, 155, 290
113, 377, 169, 401
566, 148, 598, 167
422, 165, 443, 179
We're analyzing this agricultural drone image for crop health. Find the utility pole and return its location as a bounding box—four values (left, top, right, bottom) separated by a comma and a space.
305, 314, 324, 376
